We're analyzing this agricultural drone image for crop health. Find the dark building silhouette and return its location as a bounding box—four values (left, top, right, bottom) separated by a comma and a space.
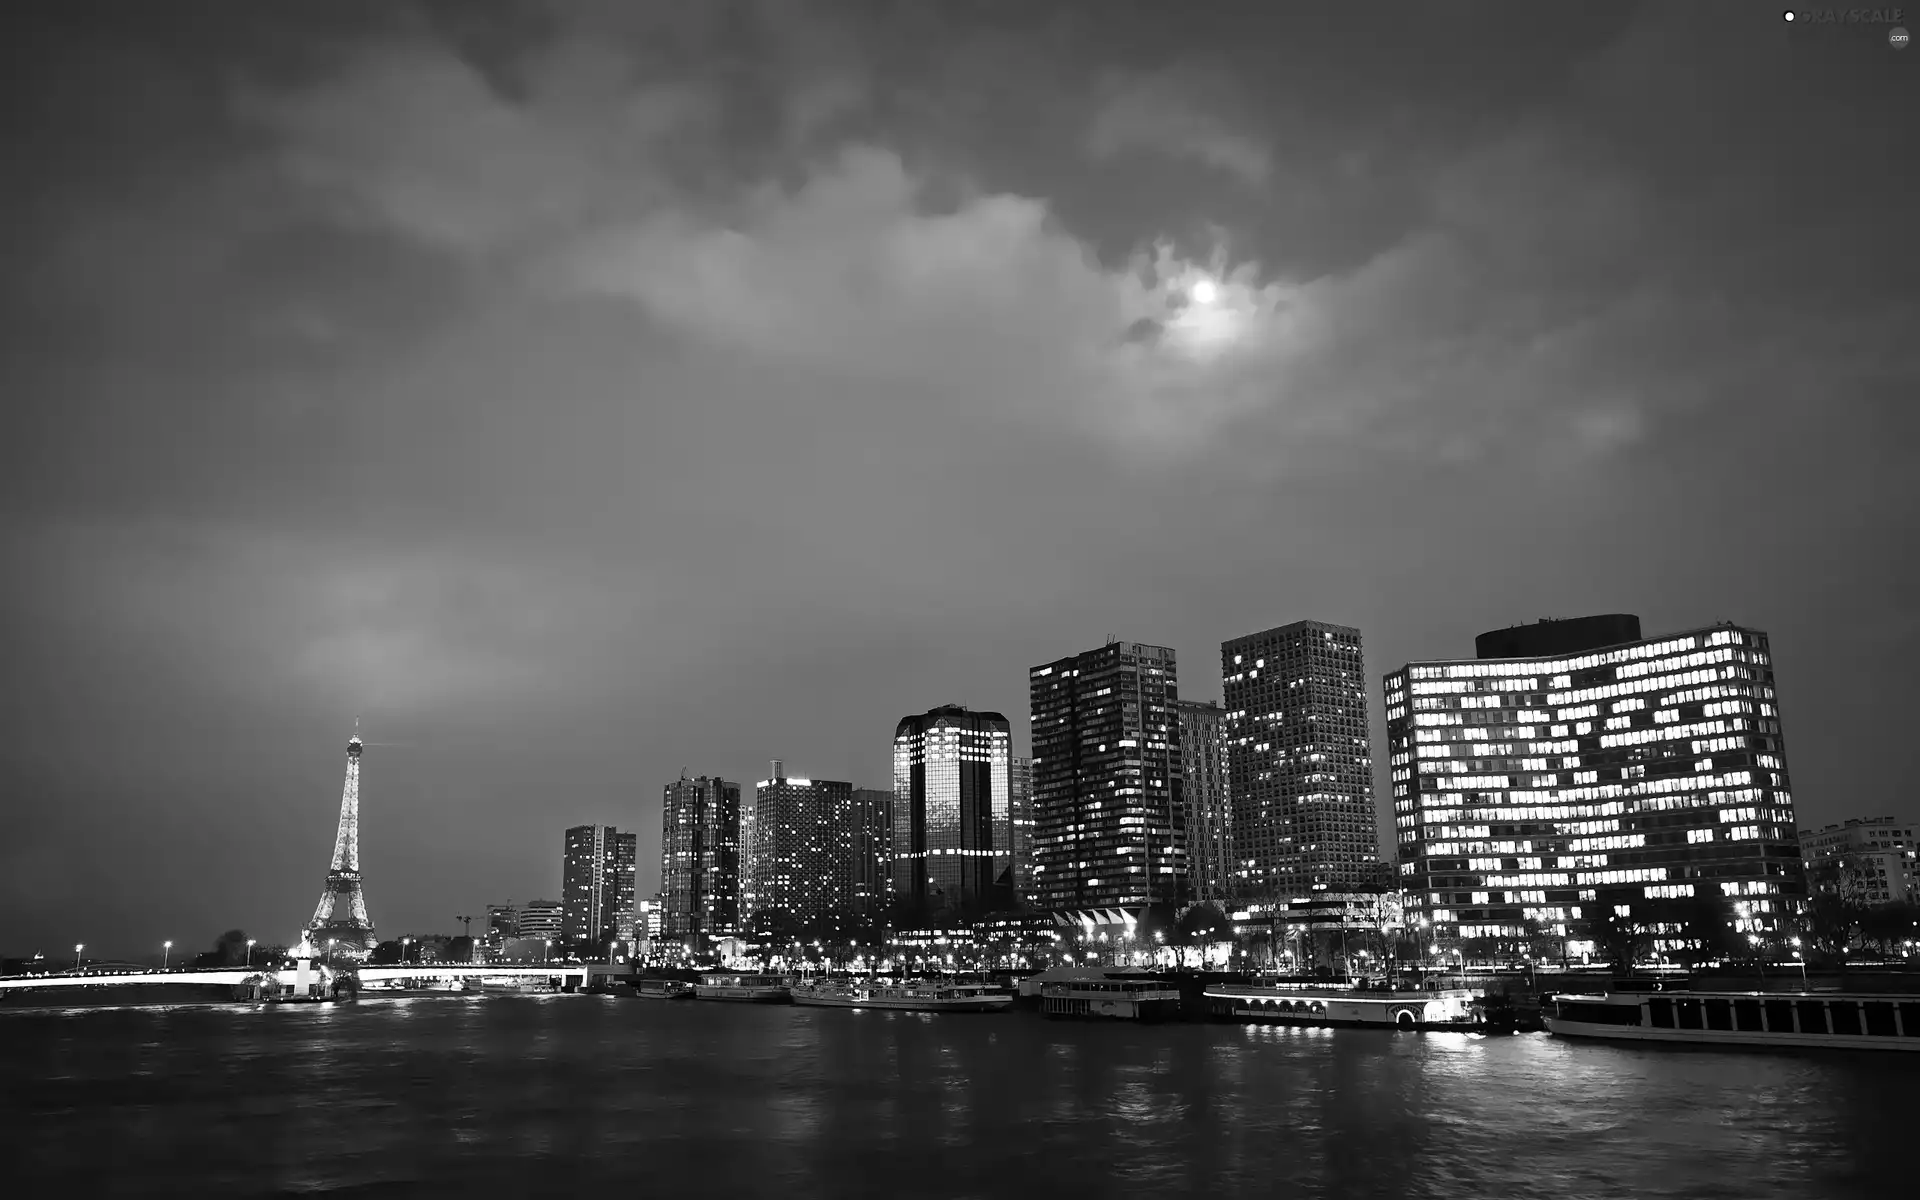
1174, 698, 1234, 904
849, 786, 894, 930
1475, 614, 1643, 661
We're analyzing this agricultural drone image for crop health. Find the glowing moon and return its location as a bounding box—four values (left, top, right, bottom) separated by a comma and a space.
1190, 279, 1219, 305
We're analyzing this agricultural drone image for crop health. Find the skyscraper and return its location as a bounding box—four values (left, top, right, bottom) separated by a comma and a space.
849, 787, 894, 930
660, 774, 743, 943
747, 763, 854, 937
1222, 620, 1378, 901
1009, 755, 1035, 906
561, 825, 637, 947
1174, 698, 1234, 904
1386, 616, 1804, 946
891, 706, 1012, 921
1028, 641, 1185, 911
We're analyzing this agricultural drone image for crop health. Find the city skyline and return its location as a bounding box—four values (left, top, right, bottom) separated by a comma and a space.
4, 4, 1914, 954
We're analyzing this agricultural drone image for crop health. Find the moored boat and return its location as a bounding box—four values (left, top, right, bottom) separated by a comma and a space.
693, 972, 792, 1003
1039, 976, 1183, 1022
1544, 990, 1920, 1052
792, 978, 1011, 1012
633, 978, 695, 1000
1205, 983, 1482, 1031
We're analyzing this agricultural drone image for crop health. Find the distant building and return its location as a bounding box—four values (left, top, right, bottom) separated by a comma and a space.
562, 825, 637, 946
1174, 698, 1234, 905
516, 899, 563, 941
1009, 755, 1036, 906
661, 774, 743, 944
891, 706, 1012, 921
1802, 818, 1917, 906
1029, 641, 1185, 912
634, 896, 665, 943
1386, 616, 1804, 948
1222, 620, 1378, 901
747, 762, 854, 938
484, 903, 518, 947
849, 787, 893, 930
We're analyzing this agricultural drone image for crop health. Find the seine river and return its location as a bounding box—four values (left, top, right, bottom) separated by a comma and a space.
2, 994, 1910, 1198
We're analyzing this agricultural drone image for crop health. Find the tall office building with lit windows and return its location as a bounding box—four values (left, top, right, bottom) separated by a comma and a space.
561, 825, 637, 946
891, 707, 1012, 921
660, 774, 742, 943
1385, 615, 1804, 948
1174, 699, 1234, 904
1029, 642, 1186, 911
1221, 621, 1379, 901
746, 762, 854, 937
1009, 755, 1036, 906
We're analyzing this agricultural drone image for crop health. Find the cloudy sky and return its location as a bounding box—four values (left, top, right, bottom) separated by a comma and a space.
2, 1, 1912, 958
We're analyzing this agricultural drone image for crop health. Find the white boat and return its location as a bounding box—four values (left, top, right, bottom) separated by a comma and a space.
693, 972, 792, 1004
1545, 990, 1920, 1051
1039, 975, 1183, 1022
791, 978, 1011, 1013
1205, 983, 1481, 1031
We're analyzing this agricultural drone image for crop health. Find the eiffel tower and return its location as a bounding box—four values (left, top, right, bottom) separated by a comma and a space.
307, 722, 377, 953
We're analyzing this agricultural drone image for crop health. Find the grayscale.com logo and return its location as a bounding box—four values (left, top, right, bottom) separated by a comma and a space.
1892, 25, 1912, 46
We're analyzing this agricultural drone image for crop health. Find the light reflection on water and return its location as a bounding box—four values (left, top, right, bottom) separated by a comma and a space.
2, 995, 1913, 1198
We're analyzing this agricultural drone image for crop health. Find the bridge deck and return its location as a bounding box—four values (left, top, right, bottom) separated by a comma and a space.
1, 964, 593, 991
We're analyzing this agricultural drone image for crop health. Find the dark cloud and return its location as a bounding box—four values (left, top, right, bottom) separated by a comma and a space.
2, 1, 1912, 955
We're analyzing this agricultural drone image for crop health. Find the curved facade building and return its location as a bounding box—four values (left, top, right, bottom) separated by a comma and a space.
1385, 616, 1804, 950
892, 706, 1011, 920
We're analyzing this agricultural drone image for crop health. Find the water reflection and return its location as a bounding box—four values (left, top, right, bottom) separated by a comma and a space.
2, 998, 1914, 1198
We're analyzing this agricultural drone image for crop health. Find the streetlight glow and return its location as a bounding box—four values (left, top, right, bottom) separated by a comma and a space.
163, 940, 173, 971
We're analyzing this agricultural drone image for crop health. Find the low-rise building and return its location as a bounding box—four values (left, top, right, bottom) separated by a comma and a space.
1802, 817, 1918, 906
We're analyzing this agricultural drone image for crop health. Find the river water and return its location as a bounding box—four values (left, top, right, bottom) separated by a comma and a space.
1, 993, 1910, 1198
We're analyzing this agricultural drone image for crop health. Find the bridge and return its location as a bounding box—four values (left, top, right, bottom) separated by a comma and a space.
0, 962, 596, 995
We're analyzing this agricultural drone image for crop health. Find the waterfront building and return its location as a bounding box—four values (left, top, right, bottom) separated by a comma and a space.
891, 706, 1012, 921
1222, 620, 1379, 901
849, 787, 893, 930
661, 774, 743, 943
562, 825, 638, 946
1174, 698, 1234, 905
1385, 615, 1804, 949
1029, 641, 1186, 912
1801, 817, 1918, 906
515, 899, 563, 940
747, 762, 854, 938
484, 903, 518, 948
1010, 755, 1036, 906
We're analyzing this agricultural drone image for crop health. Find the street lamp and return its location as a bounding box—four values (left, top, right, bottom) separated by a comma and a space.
543, 938, 552, 964
163, 940, 173, 971
74, 943, 84, 972
327, 937, 337, 966
246, 939, 256, 968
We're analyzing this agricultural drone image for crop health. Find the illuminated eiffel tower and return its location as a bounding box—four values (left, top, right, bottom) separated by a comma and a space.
307, 721, 377, 953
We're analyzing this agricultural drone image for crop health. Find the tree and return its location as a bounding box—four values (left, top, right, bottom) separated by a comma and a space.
370, 940, 403, 965
1859, 903, 1918, 959
193, 929, 252, 969
1174, 903, 1232, 969
1584, 896, 1650, 972
1806, 892, 1866, 964
1674, 894, 1741, 968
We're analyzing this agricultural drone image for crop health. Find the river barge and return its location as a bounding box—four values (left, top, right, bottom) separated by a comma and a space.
1544, 990, 1920, 1051
1205, 983, 1483, 1031
793, 978, 1011, 1012
693, 972, 792, 1004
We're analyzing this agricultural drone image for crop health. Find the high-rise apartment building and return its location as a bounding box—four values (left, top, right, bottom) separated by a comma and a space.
1801, 817, 1917, 907
1029, 641, 1185, 911
849, 787, 894, 930
1386, 615, 1804, 947
746, 762, 854, 937
1174, 698, 1234, 904
661, 774, 743, 943
1009, 755, 1035, 906
562, 825, 637, 946
891, 706, 1012, 921
1222, 620, 1378, 900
